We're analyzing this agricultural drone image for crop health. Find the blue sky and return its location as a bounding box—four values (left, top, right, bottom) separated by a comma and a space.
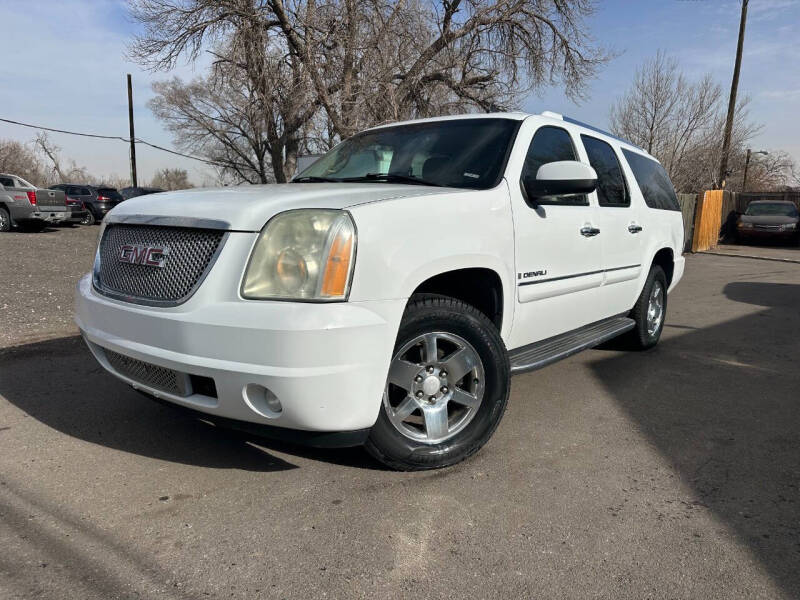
0, 0, 797, 185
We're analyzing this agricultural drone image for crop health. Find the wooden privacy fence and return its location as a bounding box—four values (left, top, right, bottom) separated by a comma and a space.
677, 193, 697, 252
678, 189, 795, 253
691, 190, 725, 252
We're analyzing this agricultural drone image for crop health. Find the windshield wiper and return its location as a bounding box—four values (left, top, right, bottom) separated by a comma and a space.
340, 173, 444, 187
291, 176, 341, 183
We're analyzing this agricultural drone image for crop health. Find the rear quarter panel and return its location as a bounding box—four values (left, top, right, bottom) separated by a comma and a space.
346, 182, 517, 342
613, 144, 685, 301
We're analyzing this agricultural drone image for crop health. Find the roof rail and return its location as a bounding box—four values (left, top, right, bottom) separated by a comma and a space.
559, 115, 644, 152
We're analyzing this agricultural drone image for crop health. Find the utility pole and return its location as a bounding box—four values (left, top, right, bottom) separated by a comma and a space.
742, 148, 768, 192
718, 0, 748, 189
127, 73, 138, 187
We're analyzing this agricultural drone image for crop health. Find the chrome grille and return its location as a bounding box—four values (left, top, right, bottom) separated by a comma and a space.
95, 224, 225, 305
105, 349, 188, 396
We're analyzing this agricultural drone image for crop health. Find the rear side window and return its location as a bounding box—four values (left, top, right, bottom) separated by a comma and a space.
621, 149, 680, 211
581, 135, 628, 207
0, 176, 14, 188
522, 126, 586, 206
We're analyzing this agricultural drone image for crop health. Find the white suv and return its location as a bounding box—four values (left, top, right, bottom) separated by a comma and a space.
75, 112, 685, 470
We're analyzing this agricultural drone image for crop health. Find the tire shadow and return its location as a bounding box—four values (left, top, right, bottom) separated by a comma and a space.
589, 281, 800, 597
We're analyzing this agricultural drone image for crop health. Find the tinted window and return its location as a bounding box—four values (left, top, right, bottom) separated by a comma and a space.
581, 135, 628, 207
522, 126, 586, 206
0, 177, 14, 188
66, 186, 80, 196
297, 118, 520, 190
621, 149, 680, 211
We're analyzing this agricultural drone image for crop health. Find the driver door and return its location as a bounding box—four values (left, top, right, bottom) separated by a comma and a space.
506, 121, 605, 350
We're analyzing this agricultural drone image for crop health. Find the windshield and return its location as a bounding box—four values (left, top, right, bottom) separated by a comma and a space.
745, 202, 799, 217
294, 118, 520, 189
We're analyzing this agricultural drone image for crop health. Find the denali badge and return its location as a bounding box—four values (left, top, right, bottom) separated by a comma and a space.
119, 244, 170, 268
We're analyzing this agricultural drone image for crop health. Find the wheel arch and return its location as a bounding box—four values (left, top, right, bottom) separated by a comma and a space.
0, 202, 13, 227
408, 265, 509, 336
650, 247, 675, 288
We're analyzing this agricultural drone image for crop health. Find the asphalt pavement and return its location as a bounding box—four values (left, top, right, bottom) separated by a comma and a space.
1, 226, 799, 599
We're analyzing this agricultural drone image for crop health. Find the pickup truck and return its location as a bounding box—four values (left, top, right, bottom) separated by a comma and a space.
0, 173, 68, 232
75, 112, 685, 470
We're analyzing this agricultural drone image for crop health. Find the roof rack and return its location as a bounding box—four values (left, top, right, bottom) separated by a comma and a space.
539, 111, 645, 152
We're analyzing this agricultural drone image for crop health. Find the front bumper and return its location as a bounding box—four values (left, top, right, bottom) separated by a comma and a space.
74, 235, 406, 434
737, 227, 798, 240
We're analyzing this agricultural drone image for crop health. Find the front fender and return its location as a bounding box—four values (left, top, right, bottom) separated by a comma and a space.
346, 183, 516, 342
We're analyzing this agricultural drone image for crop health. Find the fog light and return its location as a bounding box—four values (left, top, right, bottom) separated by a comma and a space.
243, 384, 283, 418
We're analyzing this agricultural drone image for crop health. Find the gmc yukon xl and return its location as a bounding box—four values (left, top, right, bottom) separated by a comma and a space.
75, 112, 685, 470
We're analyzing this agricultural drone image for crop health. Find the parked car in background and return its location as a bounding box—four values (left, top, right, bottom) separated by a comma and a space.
64, 196, 89, 226
76, 111, 685, 470
120, 186, 164, 200
0, 173, 68, 232
50, 184, 124, 225
736, 200, 800, 244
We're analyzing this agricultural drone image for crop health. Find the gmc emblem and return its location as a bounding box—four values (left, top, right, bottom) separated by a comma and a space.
119, 244, 170, 268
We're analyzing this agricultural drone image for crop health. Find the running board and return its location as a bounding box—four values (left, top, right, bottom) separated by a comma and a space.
508, 317, 635, 375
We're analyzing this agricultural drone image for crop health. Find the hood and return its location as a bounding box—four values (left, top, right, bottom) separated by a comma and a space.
739, 214, 799, 226
107, 183, 456, 231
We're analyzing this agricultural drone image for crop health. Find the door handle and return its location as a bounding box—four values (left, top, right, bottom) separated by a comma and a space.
628, 224, 643, 234
580, 226, 601, 237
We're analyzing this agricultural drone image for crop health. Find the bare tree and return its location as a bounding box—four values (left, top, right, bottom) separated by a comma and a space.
0, 139, 48, 185
610, 52, 763, 192
34, 132, 92, 185
130, 0, 611, 180
150, 167, 194, 190
736, 150, 796, 191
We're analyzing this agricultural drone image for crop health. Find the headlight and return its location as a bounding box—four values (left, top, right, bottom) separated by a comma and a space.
782, 223, 796, 230
738, 222, 753, 229
241, 209, 356, 301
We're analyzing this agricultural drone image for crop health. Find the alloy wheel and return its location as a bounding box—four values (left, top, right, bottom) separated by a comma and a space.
646, 281, 664, 336
383, 331, 485, 444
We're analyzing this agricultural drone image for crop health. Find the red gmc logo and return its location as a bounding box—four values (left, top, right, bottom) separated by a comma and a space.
119, 244, 170, 268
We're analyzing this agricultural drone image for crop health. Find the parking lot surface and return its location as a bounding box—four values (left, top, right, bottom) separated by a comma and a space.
708, 241, 800, 264
1, 227, 799, 599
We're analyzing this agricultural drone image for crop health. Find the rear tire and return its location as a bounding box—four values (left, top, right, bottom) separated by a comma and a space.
365, 294, 509, 471
0, 207, 10, 232
627, 265, 667, 350
80, 210, 96, 226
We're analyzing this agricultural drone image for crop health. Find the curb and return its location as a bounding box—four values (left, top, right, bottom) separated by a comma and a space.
699, 250, 800, 265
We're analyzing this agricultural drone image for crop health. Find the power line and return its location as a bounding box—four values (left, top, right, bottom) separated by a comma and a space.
0, 116, 233, 168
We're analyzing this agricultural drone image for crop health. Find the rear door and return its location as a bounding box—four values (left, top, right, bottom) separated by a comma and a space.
506, 120, 605, 349
578, 135, 643, 314
69, 185, 94, 207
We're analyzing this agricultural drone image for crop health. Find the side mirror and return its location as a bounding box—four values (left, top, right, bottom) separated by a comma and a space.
522, 160, 597, 202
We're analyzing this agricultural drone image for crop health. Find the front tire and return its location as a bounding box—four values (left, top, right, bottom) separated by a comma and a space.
627, 265, 667, 350
366, 294, 510, 471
